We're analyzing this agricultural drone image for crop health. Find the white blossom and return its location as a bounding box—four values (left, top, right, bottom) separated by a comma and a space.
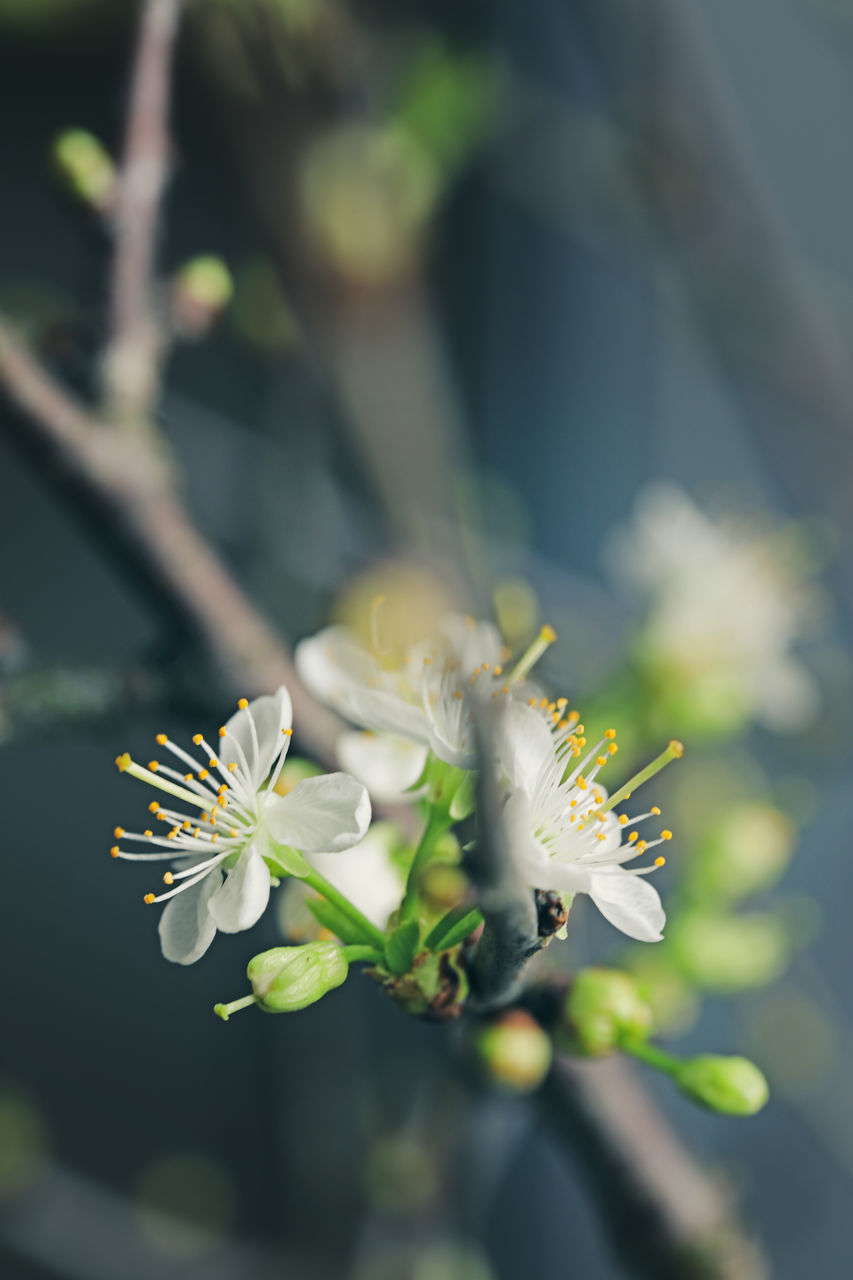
496, 699, 677, 942
608, 483, 819, 731
110, 688, 371, 964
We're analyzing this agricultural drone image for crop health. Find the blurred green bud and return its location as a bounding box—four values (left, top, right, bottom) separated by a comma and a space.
474, 1012, 552, 1092
565, 968, 654, 1056
171, 256, 234, 339
692, 803, 796, 902
53, 129, 114, 211
419, 862, 468, 913
674, 1055, 769, 1116
248, 942, 348, 1013
670, 910, 790, 992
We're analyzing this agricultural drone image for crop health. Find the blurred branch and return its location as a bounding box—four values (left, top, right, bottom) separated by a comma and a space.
540, 1055, 768, 1280
0, 317, 341, 762
0, 662, 172, 743
102, 0, 181, 427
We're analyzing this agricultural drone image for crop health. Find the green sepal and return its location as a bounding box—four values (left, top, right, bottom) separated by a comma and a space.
449, 771, 477, 821
266, 841, 310, 879
305, 895, 379, 947
386, 919, 421, 975
425, 904, 483, 952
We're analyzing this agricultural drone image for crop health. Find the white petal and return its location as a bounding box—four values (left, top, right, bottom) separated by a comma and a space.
589, 870, 665, 942
220, 687, 292, 789
264, 772, 371, 852
502, 791, 590, 892
494, 701, 555, 795
307, 827, 404, 928
158, 870, 222, 965
208, 844, 271, 933
337, 731, 428, 803
295, 626, 379, 703
439, 613, 504, 674
343, 686, 432, 742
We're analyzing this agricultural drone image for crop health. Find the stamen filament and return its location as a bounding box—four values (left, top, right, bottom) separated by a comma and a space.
598, 740, 684, 816
508, 624, 557, 685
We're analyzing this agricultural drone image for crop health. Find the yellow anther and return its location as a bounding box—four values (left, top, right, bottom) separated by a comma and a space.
453, 690, 464, 700
209, 758, 218, 768
147, 761, 159, 772
238, 698, 249, 710
166, 829, 176, 840
163, 872, 174, 885
635, 841, 647, 855
660, 829, 672, 840
144, 829, 153, 838
628, 831, 638, 843
669, 740, 684, 758
148, 801, 160, 813
570, 799, 577, 808
654, 856, 666, 867
193, 828, 201, 838
556, 697, 568, 709
618, 814, 628, 825
143, 893, 155, 905
651, 805, 661, 816
577, 737, 587, 748
528, 697, 537, 707
110, 845, 119, 857
227, 762, 237, 772
193, 734, 203, 746
156, 812, 167, 822
219, 726, 227, 737
604, 728, 616, 740
541, 624, 557, 642
608, 743, 619, 755
156, 733, 167, 746
198, 769, 209, 780
211, 833, 218, 843
576, 776, 588, 790
184, 773, 193, 782
282, 727, 293, 736
230, 828, 238, 837
113, 826, 125, 838
115, 753, 131, 772
182, 820, 191, 831
596, 832, 607, 842
493, 665, 503, 676
596, 756, 607, 767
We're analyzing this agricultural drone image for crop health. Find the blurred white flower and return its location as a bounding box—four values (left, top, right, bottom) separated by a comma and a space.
608, 484, 819, 731
296, 611, 519, 780
495, 700, 678, 942
280, 822, 405, 938
111, 688, 371, 964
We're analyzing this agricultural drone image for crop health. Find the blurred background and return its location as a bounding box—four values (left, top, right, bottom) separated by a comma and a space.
2, 0, 853, 1276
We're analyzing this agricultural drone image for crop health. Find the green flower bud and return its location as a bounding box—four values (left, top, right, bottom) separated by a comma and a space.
565, 967, 654, 1056
53, 129, 115, 211
171, 256, 234, 338
670, 909, 790, 992
474, 1012, 552, 1093
674, 1055, 769, 1116
248, 942, 349, 1013
692, 803, 795, 903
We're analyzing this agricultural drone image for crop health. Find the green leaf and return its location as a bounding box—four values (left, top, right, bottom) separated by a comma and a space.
386, 919, 421, 975
305, 896, 377, 948
449, 771, 477, 821
267, 842, 310, 879
425, 904, 483, 952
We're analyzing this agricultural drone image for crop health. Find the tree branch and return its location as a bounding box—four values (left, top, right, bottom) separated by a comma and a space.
102, 0, 181, 426
467, 704, 542, 1010
540, 1055, 768, 1280
0, 318, 341, 763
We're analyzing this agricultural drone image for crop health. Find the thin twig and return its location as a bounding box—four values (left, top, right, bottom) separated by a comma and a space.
102, 0, 181, 427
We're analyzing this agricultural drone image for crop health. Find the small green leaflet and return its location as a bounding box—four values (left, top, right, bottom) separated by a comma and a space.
386, 919, 421, 975
425, 904, 483, 952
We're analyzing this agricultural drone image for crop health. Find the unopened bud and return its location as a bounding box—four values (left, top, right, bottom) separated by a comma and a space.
693, 803, 795, 903
565, 967, 653, 1056
248, 942, 348, 1013
171, 256, 234, 339
53, 129, 115, 211
671, 910, 789, 992
474, 1011, 552, 1092
674, 1054, 769, 1115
